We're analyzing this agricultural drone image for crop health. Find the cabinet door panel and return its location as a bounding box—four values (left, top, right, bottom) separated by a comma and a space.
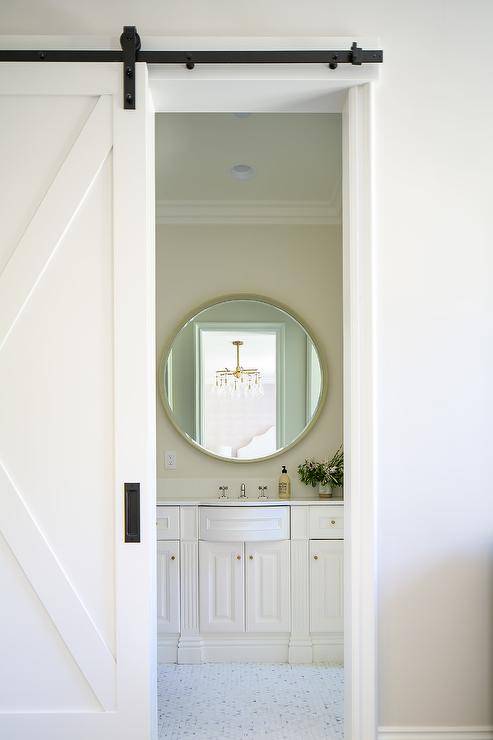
310, 540, 344, 633
246, 540, 290, 632
157, 541, 180, 634
199, 541, 244, 633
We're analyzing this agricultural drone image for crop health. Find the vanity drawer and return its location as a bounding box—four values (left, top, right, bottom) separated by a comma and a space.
200, 506, 290, 542
309, 505, 344, 539
156, 506, 180, 540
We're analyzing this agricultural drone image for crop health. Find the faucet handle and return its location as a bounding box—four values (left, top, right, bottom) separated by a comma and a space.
258, 485, 268, 499
218, 485, 229, 499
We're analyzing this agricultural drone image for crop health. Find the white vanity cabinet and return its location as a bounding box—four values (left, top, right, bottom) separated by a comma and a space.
157, 540, 180, 633
198, 507, 291, 636
156, 507, 181, 662
199, 541, 245, 632
198, 539, 291, 635
157, 502, 343, 664
246, 540, 290, 632
310, 540, 344, 633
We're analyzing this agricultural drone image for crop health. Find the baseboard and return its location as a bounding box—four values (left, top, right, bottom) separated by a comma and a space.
177, 635, 203, 664
159, 632, 344, 664
378, 728, 493, 740
157, 636, 178, 663
288, 639, 313, 664
201, 634, 289, 663
311, 633, 344, 663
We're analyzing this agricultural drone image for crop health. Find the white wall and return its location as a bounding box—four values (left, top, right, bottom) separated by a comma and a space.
156, 224, 343, 492
2, 0, 493, 730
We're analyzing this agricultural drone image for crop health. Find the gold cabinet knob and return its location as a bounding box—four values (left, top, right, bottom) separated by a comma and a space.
170, 555, 176, 561
249, 555, 254, 560
236, 554, 241, 560
314, 555, 319, 560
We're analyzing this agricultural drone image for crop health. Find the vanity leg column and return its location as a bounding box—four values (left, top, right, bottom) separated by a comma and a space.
177, 507, 203, 664
289, 507, 313, 664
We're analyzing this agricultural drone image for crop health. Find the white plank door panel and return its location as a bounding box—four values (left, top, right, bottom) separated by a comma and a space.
0, 63, 156, 740
199, 541, 245, 633
310, 540, 344, 633
157, 541, 180, 634
0, 95, 112, 351
246, 540, 290, 632
0, 95, 95, 275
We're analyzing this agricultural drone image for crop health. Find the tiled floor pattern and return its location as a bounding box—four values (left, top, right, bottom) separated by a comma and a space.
157, 663, 344, 739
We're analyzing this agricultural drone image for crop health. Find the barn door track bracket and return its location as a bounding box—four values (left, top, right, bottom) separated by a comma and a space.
120, 25, 141, 110
0, 26, 383, 110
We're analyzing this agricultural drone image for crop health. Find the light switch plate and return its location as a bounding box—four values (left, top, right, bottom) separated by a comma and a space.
165, 451, 177, 470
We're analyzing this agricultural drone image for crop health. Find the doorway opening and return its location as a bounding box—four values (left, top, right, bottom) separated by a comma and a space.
155, 111, 344, 738
150, 60, 376, 739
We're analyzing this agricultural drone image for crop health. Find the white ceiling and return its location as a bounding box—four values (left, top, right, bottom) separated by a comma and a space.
155, 113, 341, 204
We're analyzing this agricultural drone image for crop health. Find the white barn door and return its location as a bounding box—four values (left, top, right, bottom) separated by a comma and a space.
0, 63, 156, 739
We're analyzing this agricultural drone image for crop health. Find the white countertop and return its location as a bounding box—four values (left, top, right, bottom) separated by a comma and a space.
156, 497, 343, 506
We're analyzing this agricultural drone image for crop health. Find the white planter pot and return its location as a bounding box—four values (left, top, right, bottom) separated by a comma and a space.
318, 483, 333, 498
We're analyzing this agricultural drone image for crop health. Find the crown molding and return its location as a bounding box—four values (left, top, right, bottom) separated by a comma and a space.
156, 199, 340, 225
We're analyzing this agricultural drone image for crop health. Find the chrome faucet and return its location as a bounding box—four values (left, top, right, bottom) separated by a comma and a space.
240, 483, 247, 499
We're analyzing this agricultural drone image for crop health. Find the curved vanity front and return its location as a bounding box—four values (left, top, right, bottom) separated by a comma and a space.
156, 500, 344, 665
199, 505, 290, 542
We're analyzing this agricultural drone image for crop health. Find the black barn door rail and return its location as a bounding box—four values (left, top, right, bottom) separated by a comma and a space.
0, 26, 383, 110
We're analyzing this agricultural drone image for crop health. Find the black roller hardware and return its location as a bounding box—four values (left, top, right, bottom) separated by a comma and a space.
0, 26, 383, 109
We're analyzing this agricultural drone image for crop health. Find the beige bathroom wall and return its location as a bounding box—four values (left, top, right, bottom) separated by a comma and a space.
156, 223, 342, 493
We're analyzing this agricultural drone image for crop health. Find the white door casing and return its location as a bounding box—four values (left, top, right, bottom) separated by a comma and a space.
149, 58, 375, 739
246, 540, 290, 632
310, 540, 344, 633
157, 541, 180, 634
199, 541, 245, 632
150, 55, 375, 737
0, 63, 156, 740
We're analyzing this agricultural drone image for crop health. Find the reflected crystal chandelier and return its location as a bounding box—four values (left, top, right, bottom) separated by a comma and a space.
214, 340, 263, 398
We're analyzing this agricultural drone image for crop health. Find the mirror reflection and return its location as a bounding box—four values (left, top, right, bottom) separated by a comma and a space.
160, 298, 324, 461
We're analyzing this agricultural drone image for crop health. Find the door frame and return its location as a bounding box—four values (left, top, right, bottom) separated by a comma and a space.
149, 41, 378, 740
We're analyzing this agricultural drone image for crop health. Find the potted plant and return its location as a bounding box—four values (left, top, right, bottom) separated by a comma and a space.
298, 446, 344, 499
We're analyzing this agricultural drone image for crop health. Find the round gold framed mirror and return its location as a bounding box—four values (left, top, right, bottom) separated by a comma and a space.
158, 294, 327, 463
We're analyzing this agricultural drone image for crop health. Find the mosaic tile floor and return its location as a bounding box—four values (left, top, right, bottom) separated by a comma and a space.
157, 663, 344, 739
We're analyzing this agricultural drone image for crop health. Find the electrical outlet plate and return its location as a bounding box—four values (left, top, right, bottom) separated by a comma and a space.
165, 451, 177, 470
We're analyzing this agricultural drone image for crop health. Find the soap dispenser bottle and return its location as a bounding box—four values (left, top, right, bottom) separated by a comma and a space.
278, 466, 291, 499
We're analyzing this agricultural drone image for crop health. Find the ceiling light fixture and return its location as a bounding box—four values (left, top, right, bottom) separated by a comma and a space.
230, 164, 255, 181
214, 340, 263, 399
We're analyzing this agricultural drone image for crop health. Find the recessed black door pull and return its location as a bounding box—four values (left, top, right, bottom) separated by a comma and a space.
124, 482, 141, 543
